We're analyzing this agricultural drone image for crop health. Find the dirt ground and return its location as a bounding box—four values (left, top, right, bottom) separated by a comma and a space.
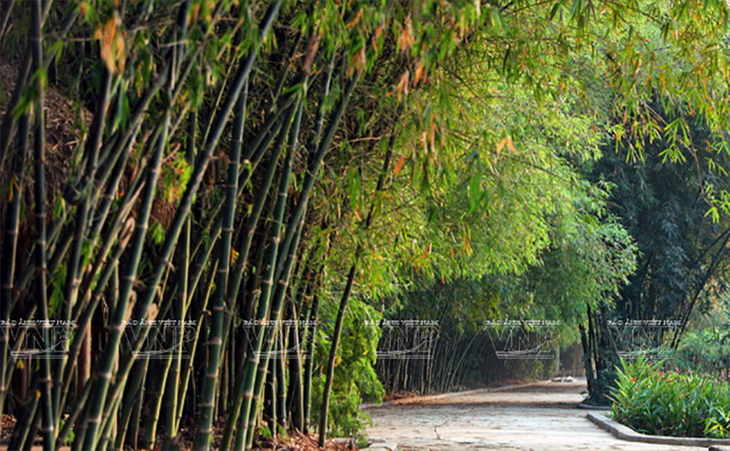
366, 379, 706, 450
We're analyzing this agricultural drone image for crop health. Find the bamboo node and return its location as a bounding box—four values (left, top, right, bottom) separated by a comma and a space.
97, 371, 113, 381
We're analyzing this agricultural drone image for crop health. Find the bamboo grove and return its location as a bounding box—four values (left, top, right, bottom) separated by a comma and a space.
2, 0, 730, 450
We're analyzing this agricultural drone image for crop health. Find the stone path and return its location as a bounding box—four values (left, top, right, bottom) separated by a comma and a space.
366, 379, 706, 450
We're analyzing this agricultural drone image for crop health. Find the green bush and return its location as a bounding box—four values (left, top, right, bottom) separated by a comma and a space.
312, 298, 384, 440
610, 357, 730, 438
676, 327, 730, 377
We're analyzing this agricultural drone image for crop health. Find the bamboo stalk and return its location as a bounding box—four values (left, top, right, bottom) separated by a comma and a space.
287, 299, 305, 432
115, 14, 282, 430
215, 100, 295, 451
246, 113, 308, 446
9, 380, 40, 451
55, 67, 112, 429
237, 79, 358, 422
276, 69, 358, 282
319, 126, 397, 447
143, 345, 173, 449
101, 209, 222, 447
193, 76, 251, 451
30, 2, 55, 448
0, 113, 29, 431
241, 96, 309, 450
82, 112, 169, 450
275, 331, 287, 430
165, 109, 196, 445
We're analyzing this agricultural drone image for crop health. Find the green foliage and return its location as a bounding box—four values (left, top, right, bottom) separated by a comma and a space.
150, 219, 165, 245
161, 153, 192, 205
7, 0, 730, 448
676, 326, 730, 376
611, 357, 730, 438
49, 264, 66, 318
313, 298, 384, 438
592, 109, 730, 321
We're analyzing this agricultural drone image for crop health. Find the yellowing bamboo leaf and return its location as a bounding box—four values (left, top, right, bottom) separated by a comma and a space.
463, 235, 472, 256
398, 17, 414, 53
496, 137, 507, 154
506, 135, 516, 152
205, 0, 215, 23
372, 25, 384, 52
393, 155, 406, 176
348, 47, 366, 76
147, 303, 159, 322
302, 33, 321, 74
396, 70, 410, 100
346, 9, 363, 29
414, 61, 425, 84
95, 14, 126, 74
190, 4, 201, 25
8, 176, 18, 202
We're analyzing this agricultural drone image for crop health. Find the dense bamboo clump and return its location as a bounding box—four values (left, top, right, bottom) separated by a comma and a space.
2, 0, 730, 450
0, 1, 494, 449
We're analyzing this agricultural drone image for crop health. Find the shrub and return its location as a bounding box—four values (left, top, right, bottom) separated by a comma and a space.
675, 327, 730, 378
610, 357, 730, 438
311, 298, 384, 440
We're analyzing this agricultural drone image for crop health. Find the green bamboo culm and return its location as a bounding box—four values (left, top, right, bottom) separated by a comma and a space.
0, 112, 29, 434
166, 110, 196, 448
242, 100, 305, 449
85, 4, 270, 441
228, 99, 297, 451
217, 118, 286, 451
193, 79, 248, 451
82, 114, 168, 451
191, 5, 283, 450
30, 1, 55, 449
318, 126, 397, 447
218, 68, 307, 451
237, 121, 298, 451
242, 103, 304, 450
55, 67, 112, 432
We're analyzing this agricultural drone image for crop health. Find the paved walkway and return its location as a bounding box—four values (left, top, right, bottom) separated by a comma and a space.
366, 379, 706, 450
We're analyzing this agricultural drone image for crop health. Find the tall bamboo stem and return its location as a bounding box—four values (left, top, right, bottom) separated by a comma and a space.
0, 113, 29, 432
30, 1, 55, 448
319, 126, 397, 446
